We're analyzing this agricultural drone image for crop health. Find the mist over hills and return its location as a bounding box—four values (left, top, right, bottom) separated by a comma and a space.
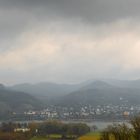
80, 80, 114, 90
0, 84, 42, 115
0, 79, 140, 114
59, 86, 140, 107
10, 80, 114, 99
63, 79, 140, 106
8, 79, 140, 107
104, 79, 140, 89
10, 82, 82, 101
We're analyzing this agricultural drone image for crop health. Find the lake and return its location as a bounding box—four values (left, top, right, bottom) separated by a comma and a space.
62, 120, 130, 130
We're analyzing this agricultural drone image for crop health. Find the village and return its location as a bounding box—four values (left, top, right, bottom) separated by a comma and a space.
11, 104, 140, 121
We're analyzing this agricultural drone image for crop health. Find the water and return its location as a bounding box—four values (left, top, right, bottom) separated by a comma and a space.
62, 120, 130, 130
0, 120, 130, 130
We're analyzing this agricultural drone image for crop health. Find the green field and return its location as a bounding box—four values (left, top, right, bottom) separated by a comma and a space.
31, 134, 61, 140
78, 132, 101, 140
31, 132, 101, 140
31, 137, 48, 140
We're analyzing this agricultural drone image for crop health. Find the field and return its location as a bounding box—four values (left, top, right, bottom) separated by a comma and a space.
31, 132, 101, 140
30, 134, 61, 140
31, 137, 48, 140
78, 132, 101, 140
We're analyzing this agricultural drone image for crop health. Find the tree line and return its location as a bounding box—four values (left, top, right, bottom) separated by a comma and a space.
30, 121, 90, 139
0, 121, 90, 140
100, 116, 140, 140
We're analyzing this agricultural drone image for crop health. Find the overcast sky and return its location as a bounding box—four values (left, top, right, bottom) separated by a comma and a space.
1, 0, 140, 85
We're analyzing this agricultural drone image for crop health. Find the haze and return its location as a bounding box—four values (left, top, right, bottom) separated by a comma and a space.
1, 0, 140, 85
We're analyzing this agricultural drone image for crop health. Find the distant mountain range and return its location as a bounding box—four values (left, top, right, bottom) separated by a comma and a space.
1, 79, 140, 119
58, 82, 140, 107
104, 79, 140, 88
9, 79, 140, 107
10, 82, 83, 101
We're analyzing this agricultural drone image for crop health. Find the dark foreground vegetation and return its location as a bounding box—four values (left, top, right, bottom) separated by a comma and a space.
100, 116, 140, 140
0, 121, 90, 140
1, 116, 140, 140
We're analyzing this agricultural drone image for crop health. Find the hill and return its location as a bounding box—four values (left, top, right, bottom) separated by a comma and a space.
10, 82, 82, 101
57, 81, 140, 106
104, 79, 140, 88
0, 84, 42, 114
9, 79, 140, 107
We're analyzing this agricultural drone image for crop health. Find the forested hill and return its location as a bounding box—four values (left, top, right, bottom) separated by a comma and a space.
57, 81, 140, 106
8, 79, 140, 107
0, 84, 42, 114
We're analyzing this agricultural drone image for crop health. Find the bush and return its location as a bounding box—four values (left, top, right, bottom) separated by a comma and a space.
100, 123, 133, 140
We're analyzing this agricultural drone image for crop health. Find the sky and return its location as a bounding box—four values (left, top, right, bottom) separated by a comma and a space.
1, 0, 140, 85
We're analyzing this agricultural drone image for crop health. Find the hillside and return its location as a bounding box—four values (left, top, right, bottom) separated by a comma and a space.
9, 80, 140, 107
104, 79, 140, 88
0, 84, 42, 114
57, 81, 140, 106
10, 82, 82, 100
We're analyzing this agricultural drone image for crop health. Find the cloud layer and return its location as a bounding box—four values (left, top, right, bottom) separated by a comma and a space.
1, 0, 140, 84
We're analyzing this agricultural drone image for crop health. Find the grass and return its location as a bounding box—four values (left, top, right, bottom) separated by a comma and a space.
30, 137, 48, 140
30, 132, 102, 140
78, 132, 101, 140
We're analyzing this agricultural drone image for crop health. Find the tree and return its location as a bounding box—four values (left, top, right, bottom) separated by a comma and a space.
130, 116, 140, 140
0, 122, 16, 132
100, 123, 133, 140
100, 130, 110, 140
28, 122, 39, 136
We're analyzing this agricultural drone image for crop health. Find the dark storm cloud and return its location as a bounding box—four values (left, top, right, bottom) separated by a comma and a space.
41, 0, 140, 23
1, 0, 140, 23
1, 0, 140, 44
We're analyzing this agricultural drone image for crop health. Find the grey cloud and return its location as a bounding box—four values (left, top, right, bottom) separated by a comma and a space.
1, 0, 140, 23
1, 0, 140, 84
1, 0, 139, 44
0, 0, 140, 41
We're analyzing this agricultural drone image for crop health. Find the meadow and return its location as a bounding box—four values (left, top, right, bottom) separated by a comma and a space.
30, 132, 101, 140
78, 132, 101, 140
